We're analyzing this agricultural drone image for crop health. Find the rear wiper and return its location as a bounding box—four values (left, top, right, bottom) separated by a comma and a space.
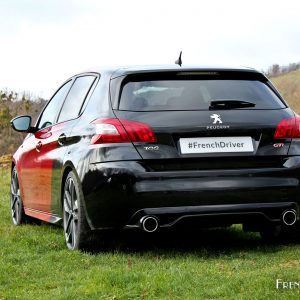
209, 100, 256, 109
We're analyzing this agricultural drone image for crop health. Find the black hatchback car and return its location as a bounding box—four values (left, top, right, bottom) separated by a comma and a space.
10, 65, 300, 250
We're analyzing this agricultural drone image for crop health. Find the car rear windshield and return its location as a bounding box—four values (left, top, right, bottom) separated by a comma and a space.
119, 76, 285, 111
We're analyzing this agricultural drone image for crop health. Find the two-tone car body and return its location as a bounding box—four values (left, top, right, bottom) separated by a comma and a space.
11, 65, 300, 249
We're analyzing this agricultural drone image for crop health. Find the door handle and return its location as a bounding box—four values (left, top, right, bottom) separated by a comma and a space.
35, 141, 42, 151
58, 133, 67, 146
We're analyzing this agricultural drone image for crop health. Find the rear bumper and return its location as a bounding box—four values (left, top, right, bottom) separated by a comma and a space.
125, 202, 298, 230
81, 157, 300, 230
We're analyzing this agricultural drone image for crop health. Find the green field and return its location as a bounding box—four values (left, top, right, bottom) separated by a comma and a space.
0, 167, 300, 299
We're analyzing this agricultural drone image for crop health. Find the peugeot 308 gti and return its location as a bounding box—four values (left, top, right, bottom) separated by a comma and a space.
10, 66, 300, 250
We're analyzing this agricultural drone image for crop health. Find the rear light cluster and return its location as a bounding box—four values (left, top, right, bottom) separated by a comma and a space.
274, 116, 300, 139
91, 118, 157, 144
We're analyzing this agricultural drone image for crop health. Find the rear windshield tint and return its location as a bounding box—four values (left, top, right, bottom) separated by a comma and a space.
119, 79, 285, 111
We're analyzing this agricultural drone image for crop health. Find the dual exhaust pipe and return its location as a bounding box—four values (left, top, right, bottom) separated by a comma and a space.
140, 216, 159, 233
139, 210, 297, 231
282, 209, 297, 226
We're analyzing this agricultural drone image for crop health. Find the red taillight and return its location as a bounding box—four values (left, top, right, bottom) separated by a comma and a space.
274, 116, 300, 139
120, 119, 157, 143
91, 118, 157, 144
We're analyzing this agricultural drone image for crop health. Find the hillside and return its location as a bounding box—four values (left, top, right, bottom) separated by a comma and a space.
270, 70, 300, 114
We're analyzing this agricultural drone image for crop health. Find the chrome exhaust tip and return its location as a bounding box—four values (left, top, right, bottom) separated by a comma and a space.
282, 209, 297, 226
140, 216, 159, 233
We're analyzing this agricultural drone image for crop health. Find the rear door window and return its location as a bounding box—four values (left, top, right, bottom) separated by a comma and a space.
57, 75, 96, 123
119, 78, 285, 111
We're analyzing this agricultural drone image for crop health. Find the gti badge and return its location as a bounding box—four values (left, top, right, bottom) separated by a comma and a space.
210, 114, 222, 124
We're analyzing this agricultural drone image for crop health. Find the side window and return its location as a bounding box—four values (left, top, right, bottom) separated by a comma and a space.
37, 80, 72, 130
57, 76, 96, 123
79, 77, 98, 115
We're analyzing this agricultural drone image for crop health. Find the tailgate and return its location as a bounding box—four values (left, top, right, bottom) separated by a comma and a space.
114, 109, 293, 160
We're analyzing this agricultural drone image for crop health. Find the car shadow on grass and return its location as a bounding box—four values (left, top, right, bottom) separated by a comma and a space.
90, 226, 300, 256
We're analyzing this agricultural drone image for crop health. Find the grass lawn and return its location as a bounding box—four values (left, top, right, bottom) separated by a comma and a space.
0, 166, 299, 299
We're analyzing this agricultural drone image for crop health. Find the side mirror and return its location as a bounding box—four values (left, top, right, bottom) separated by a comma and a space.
10, 115, 35, 133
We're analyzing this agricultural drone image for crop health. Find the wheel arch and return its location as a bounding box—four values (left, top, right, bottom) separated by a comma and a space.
60, 161, 92, 229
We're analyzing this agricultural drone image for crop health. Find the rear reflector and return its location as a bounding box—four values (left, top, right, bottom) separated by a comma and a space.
274, 116, 300, 139
91, 118, 157, 144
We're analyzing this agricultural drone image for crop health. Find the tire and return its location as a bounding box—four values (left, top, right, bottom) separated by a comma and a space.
260, 225, 281, 243
62, 171, 92, 250
279, 223, 300, 243
10, 167, 27, 225
261, 224, 300, 243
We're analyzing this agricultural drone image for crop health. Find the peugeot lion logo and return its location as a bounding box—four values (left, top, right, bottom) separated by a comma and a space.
210, 114, 222, 124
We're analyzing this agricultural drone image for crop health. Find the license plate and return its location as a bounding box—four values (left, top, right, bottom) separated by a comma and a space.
179, 136, 254, 154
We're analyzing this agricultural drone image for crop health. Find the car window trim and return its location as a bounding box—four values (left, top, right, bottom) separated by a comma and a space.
55, 74, 99, 124
34, 73, 100, 133
78, 75, 99, 115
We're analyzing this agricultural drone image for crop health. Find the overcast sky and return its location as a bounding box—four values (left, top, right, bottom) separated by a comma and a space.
0, 0, 299, 98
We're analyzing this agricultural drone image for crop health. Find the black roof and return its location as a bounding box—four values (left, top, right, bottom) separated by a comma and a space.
79, 64, 262, 79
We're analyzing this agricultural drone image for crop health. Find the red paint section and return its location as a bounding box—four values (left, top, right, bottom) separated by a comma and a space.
16, 122, 66, 216
15, 134, 41, 209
